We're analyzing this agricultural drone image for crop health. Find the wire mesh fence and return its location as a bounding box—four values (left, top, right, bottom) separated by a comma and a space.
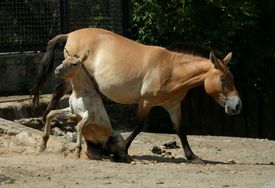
0, 0, 128, 53
0, 0, 61, 52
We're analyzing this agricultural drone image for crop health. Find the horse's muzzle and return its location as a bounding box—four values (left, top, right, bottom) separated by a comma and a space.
225, 96, 242, 115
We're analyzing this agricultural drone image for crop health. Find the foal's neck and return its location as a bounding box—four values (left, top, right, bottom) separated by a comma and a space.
69, 65, 96, 94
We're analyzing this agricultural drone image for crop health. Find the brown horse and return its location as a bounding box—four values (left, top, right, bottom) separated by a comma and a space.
32, 28, 242, 163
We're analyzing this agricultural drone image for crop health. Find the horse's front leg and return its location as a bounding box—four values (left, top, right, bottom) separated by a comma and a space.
40, 107, 72, 152
164, 103, 203, 164
125, 100, 151, 154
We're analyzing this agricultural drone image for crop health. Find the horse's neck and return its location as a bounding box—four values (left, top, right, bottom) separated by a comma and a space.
69, 66, 96, 94
171, 53, 213, 89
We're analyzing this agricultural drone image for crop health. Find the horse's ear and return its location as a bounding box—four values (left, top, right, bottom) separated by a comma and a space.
209, 51, 218, 64
64, 48, 71, 58
79, 50, 89, 63
223, 52, 232, 65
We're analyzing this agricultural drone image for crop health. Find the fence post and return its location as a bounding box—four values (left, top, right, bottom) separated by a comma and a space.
59, 0, 69, 34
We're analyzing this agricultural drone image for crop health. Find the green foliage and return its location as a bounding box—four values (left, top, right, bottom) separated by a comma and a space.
132, 0, 275, 94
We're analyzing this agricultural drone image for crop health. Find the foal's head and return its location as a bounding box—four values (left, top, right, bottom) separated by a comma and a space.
55, 50, 89, 79
204, 52, 242, 115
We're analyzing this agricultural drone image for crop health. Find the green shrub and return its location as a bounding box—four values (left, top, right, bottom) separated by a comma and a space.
132, 0, 275, 94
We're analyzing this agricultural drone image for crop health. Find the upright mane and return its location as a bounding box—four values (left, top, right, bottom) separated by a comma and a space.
167, 42, 223, 59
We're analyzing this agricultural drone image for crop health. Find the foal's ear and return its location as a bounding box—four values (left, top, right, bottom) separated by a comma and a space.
79, 50, 90, 63
209, 51, 218, 64
223, 52, 232, 65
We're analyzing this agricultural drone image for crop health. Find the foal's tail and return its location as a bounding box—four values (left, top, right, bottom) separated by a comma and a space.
31, 34, 68, 107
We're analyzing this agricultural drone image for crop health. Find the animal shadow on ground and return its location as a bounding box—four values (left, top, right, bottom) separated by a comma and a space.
132, 155, 230, 165
0, 174, 15, 185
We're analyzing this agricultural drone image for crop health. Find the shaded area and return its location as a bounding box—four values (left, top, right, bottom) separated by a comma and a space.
0, 174, 15, 185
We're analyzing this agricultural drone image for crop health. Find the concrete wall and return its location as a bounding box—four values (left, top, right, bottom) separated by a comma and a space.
0, 53, 62, 95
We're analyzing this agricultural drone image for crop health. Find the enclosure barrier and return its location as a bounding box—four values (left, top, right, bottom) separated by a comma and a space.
0, 0, 129, 53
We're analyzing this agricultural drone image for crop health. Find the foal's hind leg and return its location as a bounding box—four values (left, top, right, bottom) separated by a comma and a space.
164, 103, 203, 163
42, 81, 71, 123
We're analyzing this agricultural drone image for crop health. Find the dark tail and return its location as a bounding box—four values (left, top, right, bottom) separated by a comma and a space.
31, 34, 68, 107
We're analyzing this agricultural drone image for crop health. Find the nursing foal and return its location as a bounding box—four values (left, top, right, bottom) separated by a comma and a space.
40, 50, 127, 161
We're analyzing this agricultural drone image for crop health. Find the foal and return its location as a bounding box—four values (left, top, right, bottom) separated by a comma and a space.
40, 50, 127, 161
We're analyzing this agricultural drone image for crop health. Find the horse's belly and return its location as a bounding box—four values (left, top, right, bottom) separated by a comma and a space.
94, 76, 141, 104
100, 85, 140, 104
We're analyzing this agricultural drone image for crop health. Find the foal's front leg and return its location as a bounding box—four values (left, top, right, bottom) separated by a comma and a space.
40, 107, 72, 152
74, 116, 89, 158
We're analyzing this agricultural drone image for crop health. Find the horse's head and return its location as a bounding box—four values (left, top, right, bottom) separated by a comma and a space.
204, 52, 242, 115
55, 49, 89, 79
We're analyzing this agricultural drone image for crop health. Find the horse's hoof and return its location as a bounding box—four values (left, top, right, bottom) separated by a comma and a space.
124, 155, 133, 163
191, 158, 205, 165
113, 154, 132, 163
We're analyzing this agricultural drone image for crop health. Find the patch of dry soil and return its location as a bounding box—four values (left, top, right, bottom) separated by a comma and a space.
1, 118, 275, 188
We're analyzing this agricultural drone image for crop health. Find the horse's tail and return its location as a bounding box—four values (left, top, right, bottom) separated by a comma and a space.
31, 34, 68, 107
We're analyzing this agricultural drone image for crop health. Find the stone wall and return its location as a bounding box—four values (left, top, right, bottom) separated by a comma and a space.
0, 53, 62, 95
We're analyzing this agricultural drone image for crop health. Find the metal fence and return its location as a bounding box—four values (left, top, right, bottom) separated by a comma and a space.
0, 0, 129, 53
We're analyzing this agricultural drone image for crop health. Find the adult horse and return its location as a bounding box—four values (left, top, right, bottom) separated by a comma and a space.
32, 28, 242, 163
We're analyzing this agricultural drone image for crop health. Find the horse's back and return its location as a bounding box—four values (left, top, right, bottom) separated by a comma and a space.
65, 28, 176, 104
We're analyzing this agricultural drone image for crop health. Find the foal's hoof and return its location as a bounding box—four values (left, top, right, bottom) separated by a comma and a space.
74, 149, 82, 159
39, 145, 46, 153
73, 154, 81, 160
85, 151, 102, 160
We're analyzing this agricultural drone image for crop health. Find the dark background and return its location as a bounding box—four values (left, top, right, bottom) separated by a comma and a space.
0, 0, 274, 139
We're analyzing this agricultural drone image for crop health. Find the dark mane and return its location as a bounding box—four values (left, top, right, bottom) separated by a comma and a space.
167, 42, 223, 59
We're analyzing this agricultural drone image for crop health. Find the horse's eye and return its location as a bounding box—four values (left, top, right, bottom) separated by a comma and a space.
220, 77, 226, 82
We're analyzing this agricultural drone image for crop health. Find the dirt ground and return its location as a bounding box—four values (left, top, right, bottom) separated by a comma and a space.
1, 118, 275, 188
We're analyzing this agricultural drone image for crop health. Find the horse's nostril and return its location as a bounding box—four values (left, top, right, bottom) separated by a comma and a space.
235, 104, 240, 111
235, 101, 242, 112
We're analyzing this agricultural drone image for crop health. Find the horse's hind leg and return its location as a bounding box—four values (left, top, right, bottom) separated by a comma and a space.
42, 80, 71, 123
164, 103, 203, 163
124, 101, 151, 154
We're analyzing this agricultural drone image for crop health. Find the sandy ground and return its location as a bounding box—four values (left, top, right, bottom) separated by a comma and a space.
1, 118, 275, 188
